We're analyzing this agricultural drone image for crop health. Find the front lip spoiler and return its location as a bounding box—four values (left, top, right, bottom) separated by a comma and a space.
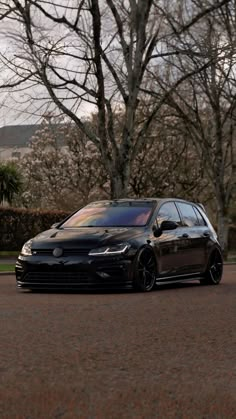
16, 280, 134, 291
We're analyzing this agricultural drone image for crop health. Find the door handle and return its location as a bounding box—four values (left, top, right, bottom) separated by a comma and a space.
203, 231, 210, 237
178, 233, 189, 238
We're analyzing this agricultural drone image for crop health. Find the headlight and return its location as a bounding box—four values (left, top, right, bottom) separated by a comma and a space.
89, 243, 130, 256
21, 239, 33, 256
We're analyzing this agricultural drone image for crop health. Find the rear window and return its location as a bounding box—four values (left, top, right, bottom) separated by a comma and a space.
62, 201, 155, 228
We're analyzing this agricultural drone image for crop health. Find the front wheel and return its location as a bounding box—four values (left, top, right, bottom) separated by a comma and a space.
133, 247, 157, 292
200, 249, 223, 285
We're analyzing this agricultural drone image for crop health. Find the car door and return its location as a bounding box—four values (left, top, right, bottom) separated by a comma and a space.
153, 201, 186, 277
175, 202, 209, 273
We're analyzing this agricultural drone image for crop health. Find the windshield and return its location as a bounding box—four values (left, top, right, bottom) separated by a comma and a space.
62, 201, 155, 228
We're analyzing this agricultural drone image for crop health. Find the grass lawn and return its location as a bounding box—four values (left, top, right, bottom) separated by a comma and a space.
0, 264, 15, 272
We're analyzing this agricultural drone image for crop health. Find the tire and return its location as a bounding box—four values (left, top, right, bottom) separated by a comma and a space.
200, 249, 223, 285
133, 247, 157, 292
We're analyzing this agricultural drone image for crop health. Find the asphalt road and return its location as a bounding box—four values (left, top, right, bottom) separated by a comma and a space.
0, 266, 236, 419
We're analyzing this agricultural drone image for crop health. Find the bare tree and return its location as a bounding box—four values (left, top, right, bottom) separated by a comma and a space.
147, 0, 236, 254
130, 108, 210, 201
0, 0, 230, 198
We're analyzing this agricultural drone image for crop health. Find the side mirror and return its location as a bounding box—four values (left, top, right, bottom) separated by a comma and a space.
153, 225, 162, 238
153, 220, 178, 237
161, 220, 178, 231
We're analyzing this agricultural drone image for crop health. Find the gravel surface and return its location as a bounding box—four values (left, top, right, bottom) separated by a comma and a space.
0, 266, 236, 418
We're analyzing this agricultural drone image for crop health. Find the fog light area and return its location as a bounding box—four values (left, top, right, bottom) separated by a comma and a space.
97, 272, 110, 278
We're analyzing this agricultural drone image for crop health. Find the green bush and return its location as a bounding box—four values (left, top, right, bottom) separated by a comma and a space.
0, 207, 70, 251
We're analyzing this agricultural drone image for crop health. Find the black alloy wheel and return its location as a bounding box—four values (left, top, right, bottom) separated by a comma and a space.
201, 249, 223, 285
133, 247, 157, 292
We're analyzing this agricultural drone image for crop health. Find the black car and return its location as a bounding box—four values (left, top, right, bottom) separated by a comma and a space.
15, 198, 223, 291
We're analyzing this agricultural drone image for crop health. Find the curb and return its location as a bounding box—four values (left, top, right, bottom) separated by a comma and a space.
0, 271, 15, 276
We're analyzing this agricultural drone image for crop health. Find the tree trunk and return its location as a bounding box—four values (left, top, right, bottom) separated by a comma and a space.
109, 162, 130, 199
217, 207, 229, 260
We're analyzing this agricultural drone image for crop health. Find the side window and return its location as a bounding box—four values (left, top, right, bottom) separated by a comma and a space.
193, 206, 207, 226
177, 203, 199, 227
157, 202, 181, 225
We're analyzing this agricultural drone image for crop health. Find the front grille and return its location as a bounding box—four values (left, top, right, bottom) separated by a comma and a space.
19, 271, 133, 289
32, 249, 89, 256
23, 271, 89, 283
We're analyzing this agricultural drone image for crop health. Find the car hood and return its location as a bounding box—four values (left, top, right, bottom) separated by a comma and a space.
32, 227, 144, 250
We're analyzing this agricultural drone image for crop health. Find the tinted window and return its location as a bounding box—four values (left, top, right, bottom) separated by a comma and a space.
177, 203, 199, 227
62, 201, 155, 227
157, 202, 181, 225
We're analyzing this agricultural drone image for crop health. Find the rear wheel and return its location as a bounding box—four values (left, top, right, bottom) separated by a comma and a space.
200, 249, 223, 285
133, 247, 157, 292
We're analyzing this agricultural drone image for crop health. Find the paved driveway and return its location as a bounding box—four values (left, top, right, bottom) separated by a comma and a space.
0, 266, 236, 418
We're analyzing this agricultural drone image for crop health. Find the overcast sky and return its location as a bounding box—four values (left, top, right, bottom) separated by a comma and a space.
0, 72, 95, 127
0, 7, 95, 127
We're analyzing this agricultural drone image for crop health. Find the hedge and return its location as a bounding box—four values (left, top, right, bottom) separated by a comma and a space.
0, 207, 70, 251
0, 206, 236, 251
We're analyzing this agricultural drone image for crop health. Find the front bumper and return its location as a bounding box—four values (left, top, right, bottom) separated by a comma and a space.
15, 254, 134, 290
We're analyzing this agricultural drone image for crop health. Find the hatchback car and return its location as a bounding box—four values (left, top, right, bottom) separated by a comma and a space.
15, 198, 223, 291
